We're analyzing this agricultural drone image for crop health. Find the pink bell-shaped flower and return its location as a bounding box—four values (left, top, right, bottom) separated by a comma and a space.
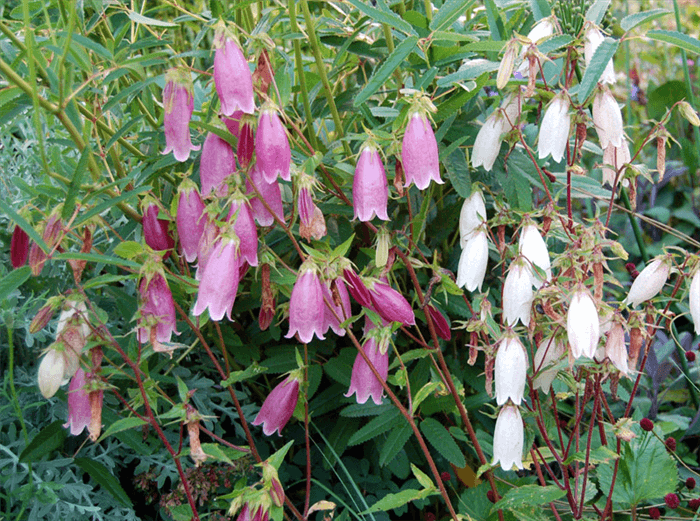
246, 165, 285, 226
142, 201, 174, 254
11, 224, 30, 269
623, 257, 670, 308
567, 286, 599, 359
538, 93, 571, 163
345, 333, 390, 405
213, 34, 255, 116
297, 186, 315, 227
492, 405, 524, 471
193, 234, 241, 321
252, 375, 300, 436
286, 266, 326, 343
200, 132, 236, 197
227, 196, 258, 267
64, 367, 91, 436
495, 334, 528, 406
369, 279, 416, 326
353, 145, 389, 222
502, 259, 534, 327
162, 69, 200, 162
137, 271, 179, 345
402, 112, 443, 190
176, 180, 206, 263
323, 277, 352, 336
256, 106, 291, 183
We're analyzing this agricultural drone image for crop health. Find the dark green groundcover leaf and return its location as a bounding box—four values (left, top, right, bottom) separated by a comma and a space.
420, 417, 466, 468
19, 420, 67, 463
491, 485, 566, 514
74, 457, 133, 507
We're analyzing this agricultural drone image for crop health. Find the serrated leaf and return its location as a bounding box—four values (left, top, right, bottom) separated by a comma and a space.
411, 463, 434, 489
443, 148, 471, 198
492, 485, 566, 513
585, 0, 611, 25
530, 0, 551, 21
647, 30, 700, 55
98, 417, 148, 442
19, 420, 66, 463
354, 36, 418, 107
379, 422, 413, 466
0, 266, 31, 301
420, 417, 466, 467
348, 408, 402, 446
267, 440, 294, 469
74, 457, 132, 507
538, 35, 574, 55
430, 0, 472, 32
563, 445, 619, 465
577, 37, 618, 103
340, 402, 393, 418
345, 0, 417, 36
127, 10, 178, 27
620, 9, 672, 32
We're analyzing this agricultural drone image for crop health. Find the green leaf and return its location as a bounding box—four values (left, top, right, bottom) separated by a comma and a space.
267, 440, 294, 470
435, 72, 489, 122
175, 375, 189, 403
362, 488, 436, 514
220, 362, 268, 387
577, 37, 618, 103
379, 421, 413, 466
202, 443, 249, 465
0, 266, 31, 301
209, 0, 223, 18
0, 198, 48, 253
19, 421, 66, 463
538, 35, 574, 55
492, 485, 566, 513
127, 10, 178, 27
413, 382, 443, 411
345, 0, 417, 36
484, 0, 505, 40
585, 0, 611, 25
420, 417, 466, 467
430, 0, 472, 32
83, 274, 134, 290
75, 457, 132, 507
530, 0, 551, 21
332, 233, 356, 259
411, 463, 435, 489
464, 41, 506, 52
348, 408, 402, 446
76, 185, 151, 226
647, 30, 700, 55
443, 148, 471, 198
620, 9, 672, 32
98, 417, 149, 442
354, 36, 418, 107
62, 146, 91, 220
437, 61, 499, 87
113, 241, 144, 260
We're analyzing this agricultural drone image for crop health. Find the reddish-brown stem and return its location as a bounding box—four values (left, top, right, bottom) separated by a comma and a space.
530, 449, 563, 521
578, 374, 602, 518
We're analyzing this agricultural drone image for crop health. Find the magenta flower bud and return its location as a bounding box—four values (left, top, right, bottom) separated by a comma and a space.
343, 267, 372, 308
286, 267, 326, 343
256, 107, 291, 183
323, 278, 352, 336
224, 110, 244, 138
401, 112, 443, 190
162, 69, 200, 162
11, 224, 30, 269
246, 165, 285, 226
214, 36, 255, 116
227, 197, 258, 267
200, 132, 236, 197
142, 202, 174, 254
176, 181, 206, 263
29, 213, 62, 276
64, 367, 91, 436
269, 478, 285, 508
297, 186, 314, 227
252, 375, 300, 436
369, 280, 416, 326
345, 336, 389, 405
426, 305, 451, 340
138, 272, 179, 345
353, 146, 389, 222
193, 236, 241, 321
237, 122, 254, 168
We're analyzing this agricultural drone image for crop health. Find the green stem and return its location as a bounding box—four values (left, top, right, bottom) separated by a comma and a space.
620, 188, 648, 263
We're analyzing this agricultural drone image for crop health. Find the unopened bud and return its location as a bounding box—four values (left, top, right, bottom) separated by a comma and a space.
657, 135, 667, 183
30, 298, 61, 334
393, 159, 405, 197
679, 100, 700, 126
269, 478, 285, 507
497, 40, 518, 90
376, 228, 390, 268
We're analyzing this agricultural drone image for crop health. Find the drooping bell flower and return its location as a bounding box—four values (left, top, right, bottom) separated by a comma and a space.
252, 374, 300, 436
353, 145, 389, 222
567, 286, 599, 359
593, 87, 623, 149
516, 18, 554, 91
584, 23, 616, 85
246, 165, 285, 226
286, 265, 326, 343
195, 217, 219, 280
213, 28, 255, 116
425, 305, 451, 340
11, 224, 30, 269
256, 105, 291, 183
162, 68, 200, 162
200, 132, 236, 197
193, 233, 241, 321
345, 331, 390, 405
538, 93, 571, 163
29, 211, 63, 276
227, 195, 259, 267
368, 279, 416, 326
457, 229, 489, 292
502, 259, 534, 327
472, 113, 506, 172
137, 271, 179, 346
495, 334, 527, 406
343, 265, 372, 308
602, 138, 631, 186
533, 335, 564, 393
38, 346, 67, 399
64, 367, 91, 436
492, 404, 524, 471
55, 297, 90, 382
690, 270, 700, 335
623, 257, 670, 308
176, 180, 206, 263
459, 190, 487, 247
402, 112, 443, 190
518, 223, 551, 288
142, 200, 174, 254
605, 321, 629, 375
323, 277, 352, 336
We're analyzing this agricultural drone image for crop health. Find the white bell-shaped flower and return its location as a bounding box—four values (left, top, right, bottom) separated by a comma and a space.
593, 87, 624, 149
690, 271, 700, 335
492, 404, 524, 471
605, 321, 629, 375
495, 334, 528, 406
38, 347, 66, 399
623, 258, 670, 308
457, 230, 489, 292
459, 190, 486, 247
518, 223, 551, 288
503, 259, 534, 327
584, 24, 616, 85
533, 336, 564, 393
472, 113, 506, 172
538, 93, 571, 163
567, 287, 599, 359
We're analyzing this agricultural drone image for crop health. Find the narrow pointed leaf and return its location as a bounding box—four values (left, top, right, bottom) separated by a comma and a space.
647, 30, 700, 55
74, 457, 133, 507
19, 420, 66, 463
